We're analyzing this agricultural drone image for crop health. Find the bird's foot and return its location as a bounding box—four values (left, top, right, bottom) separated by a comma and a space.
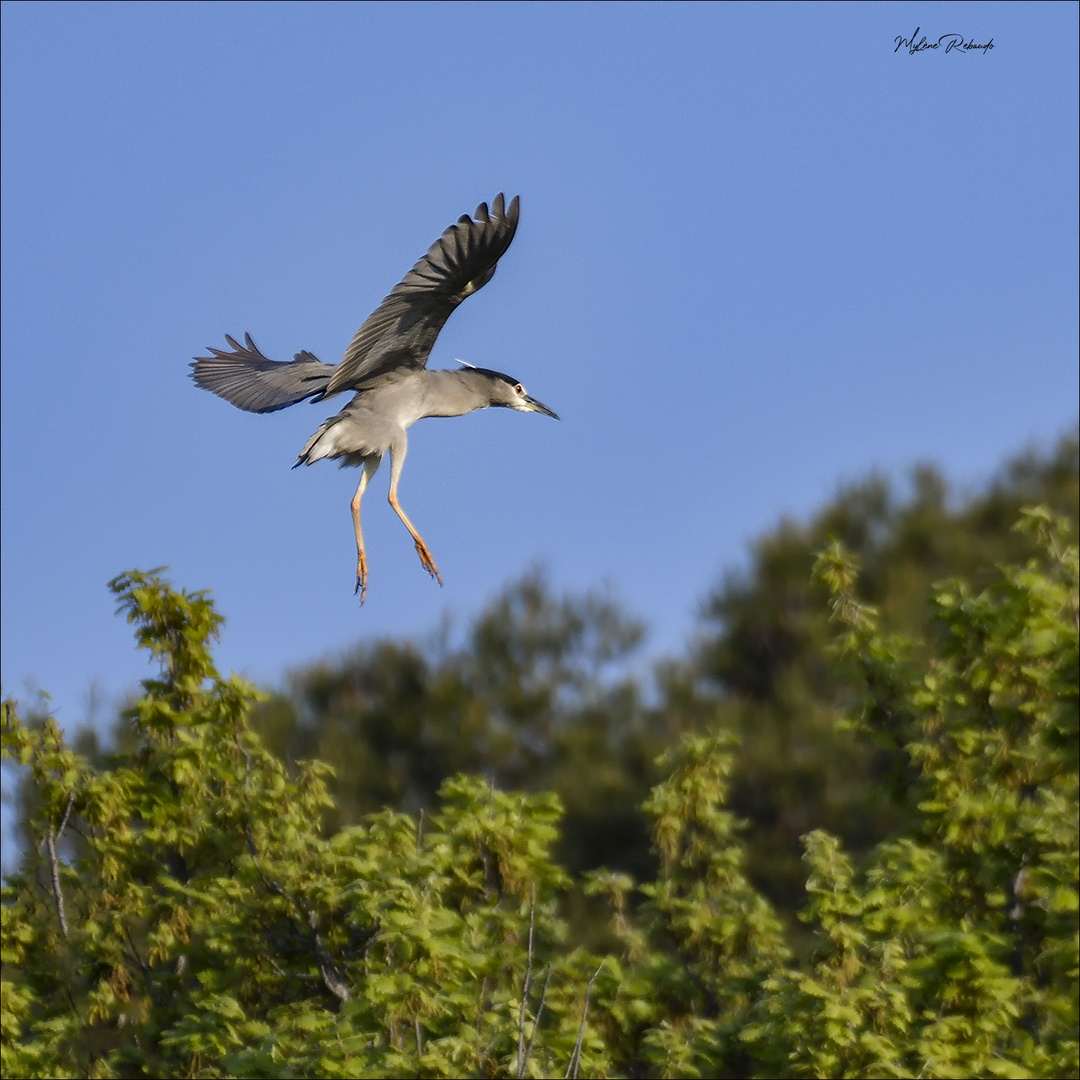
414, 540, 443, 586
354, 555, 368, 603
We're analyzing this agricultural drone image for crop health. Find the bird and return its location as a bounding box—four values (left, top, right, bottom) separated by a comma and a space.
191, 194, 557, 602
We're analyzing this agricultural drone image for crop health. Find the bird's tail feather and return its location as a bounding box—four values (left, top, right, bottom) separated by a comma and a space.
191, 333, 336, 414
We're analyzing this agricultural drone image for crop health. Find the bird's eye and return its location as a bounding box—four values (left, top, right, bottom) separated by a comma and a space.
515, 384, 525, 395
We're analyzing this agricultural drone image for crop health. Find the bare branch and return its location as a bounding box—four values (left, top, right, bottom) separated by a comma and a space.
45, 831, 69, 939
515, 889, 537, 1078
267, 955, 317, 982
313, 924, 351, 1003
565, 962, 605, 1080
244, 825, 292, 901
247, 823, 351, 1003
45, 792, 76, 939
57, 789, 76, 838
522, 964, 552, 1078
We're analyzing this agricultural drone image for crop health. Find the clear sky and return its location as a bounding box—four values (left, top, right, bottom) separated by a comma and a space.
2, 1, 1077, 738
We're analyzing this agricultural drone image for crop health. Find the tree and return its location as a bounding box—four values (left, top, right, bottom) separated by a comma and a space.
250, 571, 674, 888
4, 505, 1076, 1077
739, 507, 1078, 1077
694, 433, 1079, 915
1, 572, 608, 1078
246, 433, 1078, 925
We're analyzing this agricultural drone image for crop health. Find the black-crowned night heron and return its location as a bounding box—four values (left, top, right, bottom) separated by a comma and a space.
191, 194, 556, 601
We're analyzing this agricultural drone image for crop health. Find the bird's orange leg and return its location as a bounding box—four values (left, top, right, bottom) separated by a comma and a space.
350, 462, 377, 602
386, 434, 442, 586
388, 485, 442, 585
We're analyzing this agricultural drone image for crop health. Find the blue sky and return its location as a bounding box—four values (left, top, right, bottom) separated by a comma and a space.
2, 1, 1077, 745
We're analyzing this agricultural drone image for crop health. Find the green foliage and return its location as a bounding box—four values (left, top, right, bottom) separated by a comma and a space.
240, 436, 1078, 927
696, 433, 1079, 914
250, 570, 676, 891
3, 494, 1077, 1076
1, 573, 609, 1078
738, 507, 1078, 1079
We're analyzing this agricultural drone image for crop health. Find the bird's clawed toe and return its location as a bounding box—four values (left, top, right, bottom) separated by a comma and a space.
414, 541, 443, 586
354, 555, 368, 603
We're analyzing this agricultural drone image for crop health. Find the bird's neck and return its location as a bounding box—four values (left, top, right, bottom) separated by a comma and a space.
420, 369, 495, 419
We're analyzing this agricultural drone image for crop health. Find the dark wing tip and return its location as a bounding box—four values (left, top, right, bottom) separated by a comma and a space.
473, 194, 518, 225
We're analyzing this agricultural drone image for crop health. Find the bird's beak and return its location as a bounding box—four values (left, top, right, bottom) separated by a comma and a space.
524, 395, 559, 420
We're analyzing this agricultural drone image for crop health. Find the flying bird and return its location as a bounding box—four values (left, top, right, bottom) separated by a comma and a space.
191, 194, 557, 601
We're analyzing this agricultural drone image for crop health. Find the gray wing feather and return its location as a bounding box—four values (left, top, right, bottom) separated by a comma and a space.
321, 193, 520, 398
191, 334, 336, 414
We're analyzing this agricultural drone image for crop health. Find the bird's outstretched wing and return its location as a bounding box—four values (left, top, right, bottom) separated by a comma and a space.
320, 193, 520, 399
191, 334, 336, 414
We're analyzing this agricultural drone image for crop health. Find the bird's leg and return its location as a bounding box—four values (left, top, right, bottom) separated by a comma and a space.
388, 486, 443, 585
350, 460, 378, 602
387, 434, 442, 586
350, 485, 368, 601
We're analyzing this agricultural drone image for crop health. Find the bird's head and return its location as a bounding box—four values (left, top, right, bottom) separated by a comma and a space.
464, 365, 559, 419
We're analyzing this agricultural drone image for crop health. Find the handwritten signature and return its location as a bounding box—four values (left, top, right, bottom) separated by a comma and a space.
895, 28, 994, 55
